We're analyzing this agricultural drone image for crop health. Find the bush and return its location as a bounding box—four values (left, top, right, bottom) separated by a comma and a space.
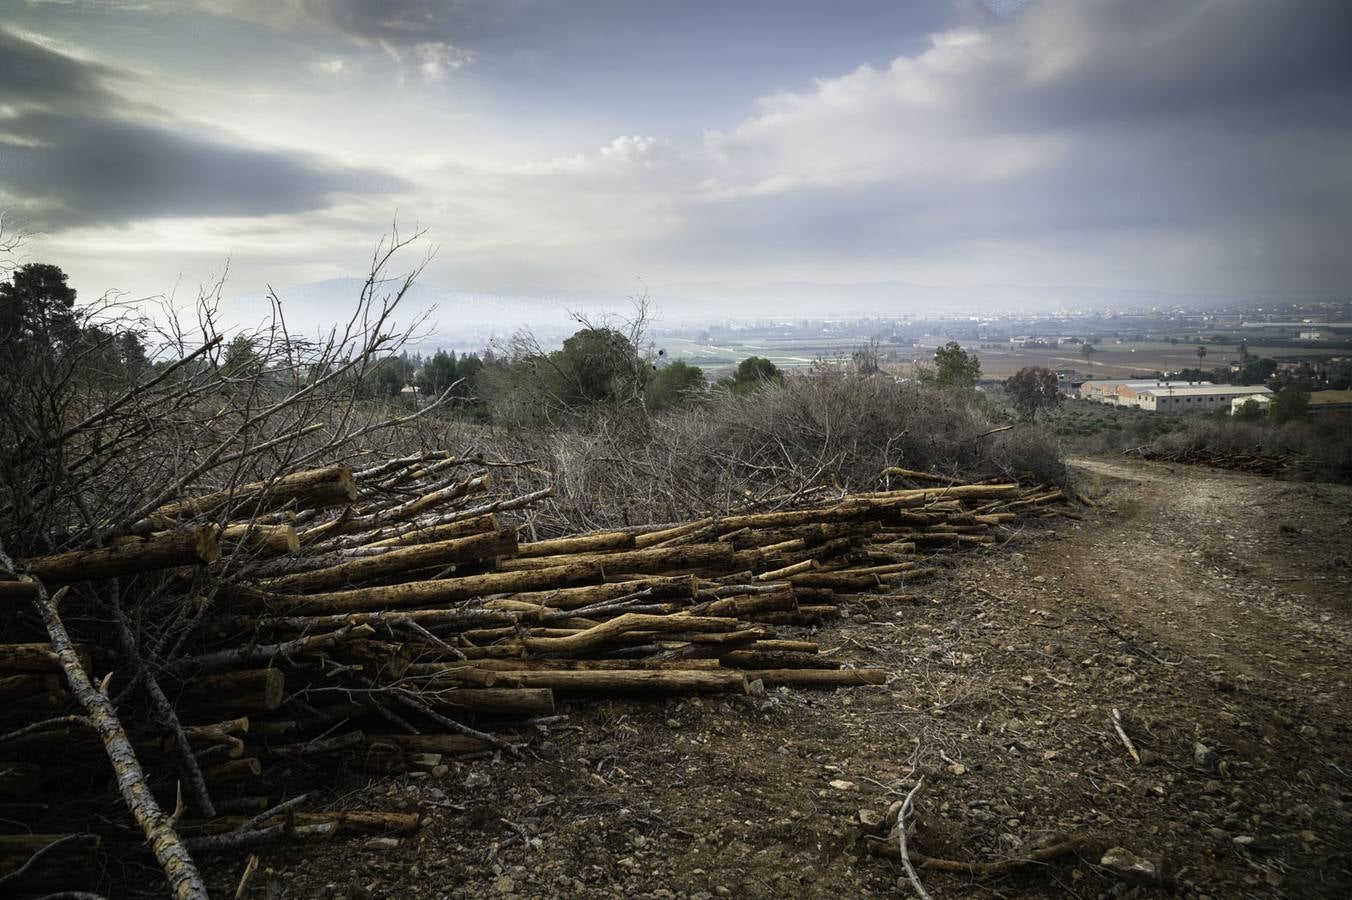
437, 369, 1066, 533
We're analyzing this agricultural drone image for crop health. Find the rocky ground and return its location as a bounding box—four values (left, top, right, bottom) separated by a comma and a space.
215, 456, 1352, 899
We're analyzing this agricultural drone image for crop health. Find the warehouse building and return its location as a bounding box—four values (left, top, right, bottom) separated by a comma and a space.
1136, 384, 1272, 412
1079, 379, 1213, 406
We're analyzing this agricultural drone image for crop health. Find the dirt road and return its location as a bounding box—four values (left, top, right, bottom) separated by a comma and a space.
240, 457, 1352, 899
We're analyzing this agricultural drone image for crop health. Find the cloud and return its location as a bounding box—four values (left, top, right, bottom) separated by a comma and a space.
196, 0, 477, 80
673, 0, 1352, 290
0, 27, 406, 230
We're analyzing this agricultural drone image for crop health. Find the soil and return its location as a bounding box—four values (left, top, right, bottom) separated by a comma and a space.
216, 456, 1352, 899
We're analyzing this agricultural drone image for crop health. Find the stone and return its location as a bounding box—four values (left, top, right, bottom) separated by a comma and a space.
1100, 846, 1161, 884
829, 779, 857, 791
1193, 742, 1217, 770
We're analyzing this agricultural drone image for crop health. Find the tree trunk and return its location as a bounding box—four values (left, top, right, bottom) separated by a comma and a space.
20, 526, 219, 583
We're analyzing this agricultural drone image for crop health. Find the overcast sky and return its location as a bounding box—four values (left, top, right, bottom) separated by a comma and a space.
2, 0, 1350, 312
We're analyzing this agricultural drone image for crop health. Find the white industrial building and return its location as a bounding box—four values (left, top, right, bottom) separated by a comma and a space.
1136, 384, 1273, 412
1079, 379, 1273, 413
1231, 394, 1273, 415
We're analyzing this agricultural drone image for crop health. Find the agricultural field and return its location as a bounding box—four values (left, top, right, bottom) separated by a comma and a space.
953, 341, 1347, 380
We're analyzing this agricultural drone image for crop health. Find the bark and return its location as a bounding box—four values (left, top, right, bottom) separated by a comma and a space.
0, 642, 91, 674
149, 464, 358, 524
362, 513, 498, 548
495, 542, 735, 574
738, 668, 887, 687
178, 668, 285, 716
515, 531, 634, 558
30, 583, 208, 899
430, 687, 556, 715
220, 524, 300, 555
263, 529, 518, 593
20, 526, 219, 583
425, 667, 748, 696
0, 833, 101, 893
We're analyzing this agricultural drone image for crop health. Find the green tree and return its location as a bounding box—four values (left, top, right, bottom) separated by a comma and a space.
1196, 344, 1207, 361
223, 334, 260, 376
551, 327, 649, 406
417, 349, 459, 396
1269, 384, 1310, 424
370, 357, 407, 397
1005, 366, 1060, 420
647, 360, 705, 409
731, 356, 783, 394
1236, 357, 1277, 385
928, 341, 981, 389
0, 262, 79, 347
1232, 398, 1266, 423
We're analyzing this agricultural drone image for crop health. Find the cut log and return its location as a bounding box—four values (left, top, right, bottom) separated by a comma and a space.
220, 524, 300, 555
515, 531, 635, 557
263, 529, 518, 593
494, 543, 735, 574
20, 526, 219, 583
0, 761, 40, 796
179, 669, 285, 716
0, 832, 101, 893
739, 668, 887, 687
150, 464, 358, 523
366, 733, 495, 756
0, 642, 91, 674
447, 668, 747, 696
362, 514, 498, 548
202, 758, 262, 786
431, 687, 555, 715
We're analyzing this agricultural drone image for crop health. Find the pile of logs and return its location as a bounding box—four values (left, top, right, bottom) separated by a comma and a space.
0, 454, 1067, 897
1130, 446, 1291, 476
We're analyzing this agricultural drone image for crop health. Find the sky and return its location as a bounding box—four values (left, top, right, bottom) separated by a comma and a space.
2, 0, 1351, 321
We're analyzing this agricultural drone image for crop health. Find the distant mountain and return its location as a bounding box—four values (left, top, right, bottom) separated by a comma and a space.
221, 275, 1314, 352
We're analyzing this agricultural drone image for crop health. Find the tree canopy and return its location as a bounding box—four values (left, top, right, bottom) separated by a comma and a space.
927, 341, 981, 389
0, 262, 79, 347
1005, 366, 1060, 420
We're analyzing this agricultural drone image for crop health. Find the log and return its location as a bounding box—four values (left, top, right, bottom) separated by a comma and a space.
0, 580, 38, 610
880, 467, 964, 485
362, 514, 498, 548
179, 669, 285, 716
265, 563, 670, 615
515, 531, 635, 557
0, 642, 91, 674
31, 583, 208, 899
0, 832, 101, 893
487, 613, 742, 657
505, 576, 698, 610
366, 733, 495, 756
432, 688, 555, 715
739, 668, 887, 687
0, 761, 40, 796
494, 543, 735, 574
20, 526, 220, 583
182, 810, 420, 838
202, 758, 262, 786
719, 650, 837, 670
0, 672, 65, 701
220, 524, 300, 555
264, 529, 518, 593
457, 668, 748, 695
150, 464, 357, 523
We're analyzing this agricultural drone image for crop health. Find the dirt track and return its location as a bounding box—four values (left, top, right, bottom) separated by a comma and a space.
239, 457, 1352, 899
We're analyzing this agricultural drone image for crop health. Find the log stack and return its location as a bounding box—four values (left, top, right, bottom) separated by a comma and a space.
0, 453, 1067, 896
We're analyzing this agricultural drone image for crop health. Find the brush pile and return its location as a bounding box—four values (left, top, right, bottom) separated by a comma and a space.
1129, 445, 1291, 476
0, 451, 1067, 897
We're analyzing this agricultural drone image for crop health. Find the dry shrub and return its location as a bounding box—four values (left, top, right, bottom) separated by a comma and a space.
437, 370, 1065, 534
1148, 415, 1352, 483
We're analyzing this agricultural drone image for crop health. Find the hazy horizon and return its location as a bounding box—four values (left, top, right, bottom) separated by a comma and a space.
4, 0, 1352, 320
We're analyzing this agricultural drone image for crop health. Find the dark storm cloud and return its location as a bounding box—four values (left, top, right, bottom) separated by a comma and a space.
0, 28, 405, 230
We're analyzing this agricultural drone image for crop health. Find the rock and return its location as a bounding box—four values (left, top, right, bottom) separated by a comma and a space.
364, 837, 401, 851
857, 808, 884, 831
464, 770, 491, 789
828, 779, 857, 791
1193, 742, 1217, 770
1100, 847, 1161, 885
947, 763, 968, 776
492, 875, 515, 895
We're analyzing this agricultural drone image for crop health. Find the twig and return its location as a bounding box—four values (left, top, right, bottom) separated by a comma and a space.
1111, 708, 1141, 764
897, 777, 933, 900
